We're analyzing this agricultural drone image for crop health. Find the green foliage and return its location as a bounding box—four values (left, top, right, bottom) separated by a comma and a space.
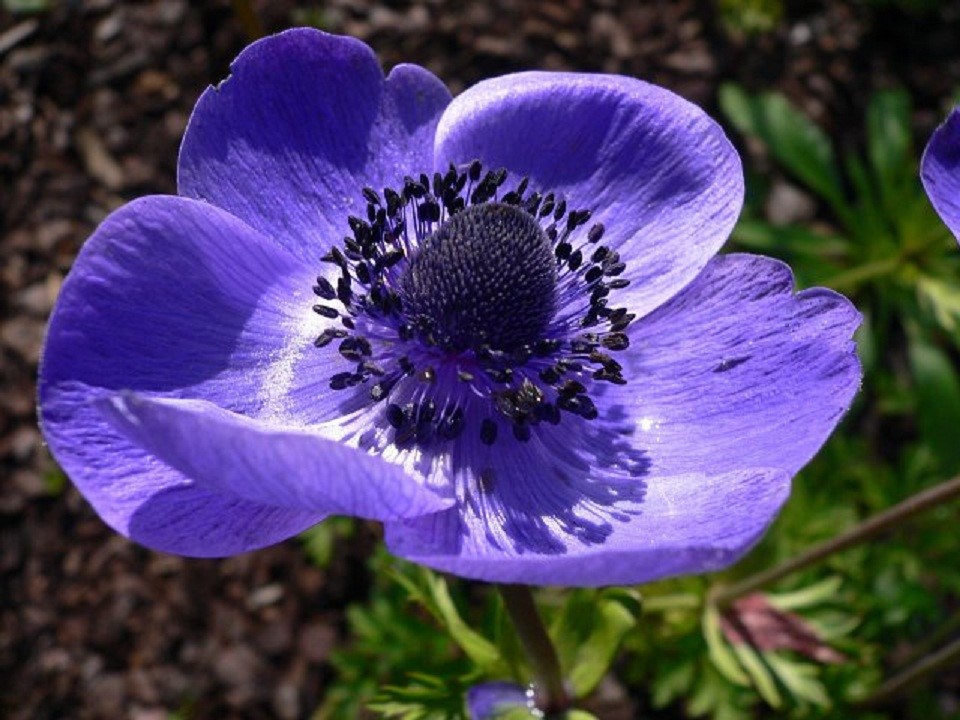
368, 674, 471, 720
313, 549, 473, 719
314, 548, 643, 717
550, 588, 642, 697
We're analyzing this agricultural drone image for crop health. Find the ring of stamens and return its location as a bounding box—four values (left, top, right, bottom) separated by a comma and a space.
310, 160, 635, 449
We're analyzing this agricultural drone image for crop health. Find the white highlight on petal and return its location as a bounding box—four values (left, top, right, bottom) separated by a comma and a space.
638, 415, 659, 433
259, 288, 324, 426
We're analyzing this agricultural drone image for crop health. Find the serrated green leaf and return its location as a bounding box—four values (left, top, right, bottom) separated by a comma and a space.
392, 566, 502, 672
730, 643, 782, 708
805, 611, 861, 641
764, 654, 831, 707
550, 589, 640, 697
369, 672, 470, 719
765, 577, 844, 611
687, 664, 752, 719
718, 84, 848, 215
703, 604, 750, 686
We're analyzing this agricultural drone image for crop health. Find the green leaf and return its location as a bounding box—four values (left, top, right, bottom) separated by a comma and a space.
843, 151, 888, 247
731, 217, 849, 258
651, 657, 696, 707
702, 604, 750, 686
550, 589, 641, 697
315, 550, 471, 719
907, 334, 960, 471
391, 566, 502, 672
368, 672, 470, 719
764, 654, 831, 708
718, 84, 848, 215
765, 576, 844, 612
867, 88, 914, 214
917, 275, 960, 332
729, 643, 782, 708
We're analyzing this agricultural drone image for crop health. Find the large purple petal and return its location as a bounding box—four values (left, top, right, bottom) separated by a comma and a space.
612, 253, 861, 477
37, 195, 385, 553
38, 194, 350, 424
179, 29, 451, 265
387, 399, 789, 586
387, 460, 789, 587
100, 394, 451, 520
433, 72, 742, 319
40, 382, 323, 556
921, 107, 960, 243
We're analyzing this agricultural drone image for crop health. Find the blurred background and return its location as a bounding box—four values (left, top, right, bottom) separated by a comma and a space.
3, 0, 960, 718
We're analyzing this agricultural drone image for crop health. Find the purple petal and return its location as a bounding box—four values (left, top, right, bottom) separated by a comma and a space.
100, 394, 451, 520
434, 72, 742, 318
467, 682, 533, 719
387, 463, 789, 587
921, 107, 960, 243
386, 254, 859, 586
37, 195, 403, 554
39, 382, 323, 556
38, 194, 349, 425
614, 253, 862, 477
179, 29, 451, 265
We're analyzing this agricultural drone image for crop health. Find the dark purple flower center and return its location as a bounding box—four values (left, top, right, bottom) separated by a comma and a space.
308, 161, 636, 449
398, 203, 557, 352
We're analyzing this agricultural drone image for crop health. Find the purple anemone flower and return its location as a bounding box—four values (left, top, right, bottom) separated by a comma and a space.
922, 107, 960, 243
39, 29, 861, 587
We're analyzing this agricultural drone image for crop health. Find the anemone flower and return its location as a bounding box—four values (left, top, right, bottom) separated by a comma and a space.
922, 107, 960, 244
39, 29, 861, 587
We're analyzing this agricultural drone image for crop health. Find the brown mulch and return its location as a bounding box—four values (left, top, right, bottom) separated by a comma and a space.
2, 1, 959, 718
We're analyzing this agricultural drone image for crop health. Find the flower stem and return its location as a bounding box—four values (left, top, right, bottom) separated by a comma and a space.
712, 475, 960, 608
856, 635, 960, 708
498, 584, 569, 714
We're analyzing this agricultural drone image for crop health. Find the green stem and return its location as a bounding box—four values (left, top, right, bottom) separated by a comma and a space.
498, 584, 569, 714
712, 475, 960, 608
824, 256, 901, 292
856, 636, 960, 708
